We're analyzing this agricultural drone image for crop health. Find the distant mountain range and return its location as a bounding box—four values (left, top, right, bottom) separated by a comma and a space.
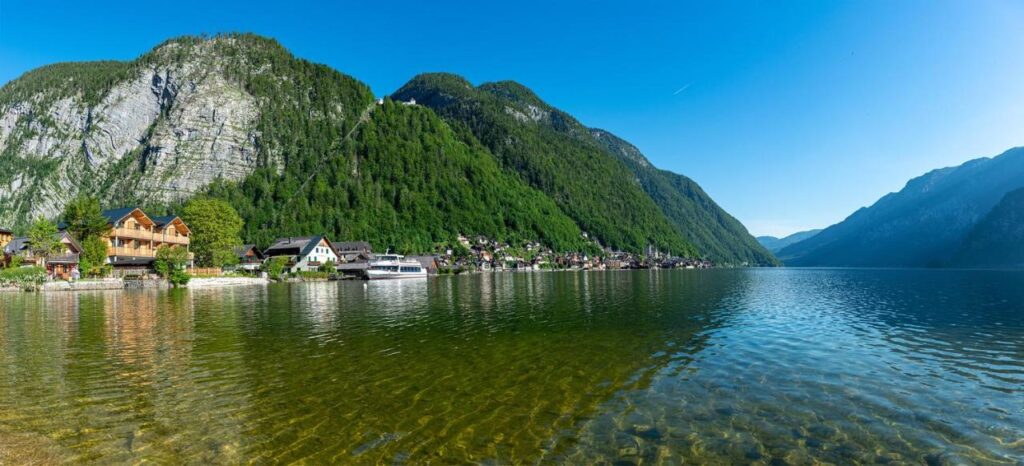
0, 33, 775, 264
756, 229, 822, 253
779, 147, 1024, 268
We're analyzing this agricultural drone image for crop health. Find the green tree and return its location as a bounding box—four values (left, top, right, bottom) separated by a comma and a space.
181, 198, 244, 268
318, 260, 335, 273
79, 236, 110, 278
62, 195, 111, 241
154, 245, 191, 286
262, 256, 289, 278
27, 217, 61, 270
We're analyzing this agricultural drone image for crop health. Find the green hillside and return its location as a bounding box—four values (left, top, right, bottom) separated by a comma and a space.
590, 130, 779, 266
393, 74, 696, 256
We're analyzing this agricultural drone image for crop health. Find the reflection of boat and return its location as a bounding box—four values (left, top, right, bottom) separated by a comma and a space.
366, 253, 427, 280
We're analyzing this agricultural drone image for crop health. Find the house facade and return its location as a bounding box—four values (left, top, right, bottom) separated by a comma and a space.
233, 244, 265, 272
98, 208, 192, 270
331, 241, 373, 262
0, 228, 12, 249
264, 236, 338, 273
2, 232, 82, 280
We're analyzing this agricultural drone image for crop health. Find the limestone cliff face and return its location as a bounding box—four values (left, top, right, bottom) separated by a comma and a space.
0, 38, 261, 227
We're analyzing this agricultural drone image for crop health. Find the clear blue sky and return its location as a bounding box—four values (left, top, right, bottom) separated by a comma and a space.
2, 1, 1023, 237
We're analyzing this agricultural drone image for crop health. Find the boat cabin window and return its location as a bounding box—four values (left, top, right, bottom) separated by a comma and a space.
400, 266, 421, 273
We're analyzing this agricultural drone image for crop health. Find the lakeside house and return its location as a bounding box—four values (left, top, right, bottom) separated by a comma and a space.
2, 231, 83, 280
407, 255, 440, 274
233, 244, 265, 272
0, 227, 12, 249
332, 241, 372, 262
264, 236, 338, 273
90, 207, 193, 274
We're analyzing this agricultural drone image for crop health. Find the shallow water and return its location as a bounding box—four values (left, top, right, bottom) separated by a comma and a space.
0, 269, 1022, 464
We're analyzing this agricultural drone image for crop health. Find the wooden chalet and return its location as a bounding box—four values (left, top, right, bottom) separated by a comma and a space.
99, 207, 192, 271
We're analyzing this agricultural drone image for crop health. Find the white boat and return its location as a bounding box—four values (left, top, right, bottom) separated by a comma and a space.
366, 253, 427, 280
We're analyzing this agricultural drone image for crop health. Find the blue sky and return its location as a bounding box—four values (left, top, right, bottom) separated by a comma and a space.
2, 1, 1023, 236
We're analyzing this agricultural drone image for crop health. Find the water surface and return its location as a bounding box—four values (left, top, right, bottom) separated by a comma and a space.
1, 269, 1022, 464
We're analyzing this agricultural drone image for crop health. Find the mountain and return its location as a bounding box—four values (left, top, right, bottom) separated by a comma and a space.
1, 34, 772, 261
950, 187, 1024, 268
589, 129, 778, 266
756, 229, 822, 253
779, 147, 1024, 267
0, 34, 591, 252
393, 73, 777, 265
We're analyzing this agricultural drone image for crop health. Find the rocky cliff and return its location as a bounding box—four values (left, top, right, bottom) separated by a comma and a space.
0, 38, 276, 227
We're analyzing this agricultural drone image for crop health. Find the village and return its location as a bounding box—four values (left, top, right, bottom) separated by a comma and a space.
1, 205, 711, 291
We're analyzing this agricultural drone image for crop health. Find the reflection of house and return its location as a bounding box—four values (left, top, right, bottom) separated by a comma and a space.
98, 208, 192, 270
264, 236, 337, 273
331, 241, 372, 262
2, 232, 82, 279
0, 227, 12, 249
233, 244, 265, 271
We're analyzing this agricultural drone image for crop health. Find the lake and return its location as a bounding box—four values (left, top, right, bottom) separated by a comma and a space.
0, 269, 1022, 464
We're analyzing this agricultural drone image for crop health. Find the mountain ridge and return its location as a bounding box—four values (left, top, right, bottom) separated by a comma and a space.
1, 34, 774, 262
757, 229, 822, 254
779, 147, 1024, 267
393, 72, 777, 265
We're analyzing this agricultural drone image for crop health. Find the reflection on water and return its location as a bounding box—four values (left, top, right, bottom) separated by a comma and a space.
0, 269, 1022, 464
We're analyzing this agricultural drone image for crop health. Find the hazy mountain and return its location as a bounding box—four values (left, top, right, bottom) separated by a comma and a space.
756, 229, 822, 253
950, 187, 1024, 268
779, 147, 1024, 267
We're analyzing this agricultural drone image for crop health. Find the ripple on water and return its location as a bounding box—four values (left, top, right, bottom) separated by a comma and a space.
0, 269, 1022, 464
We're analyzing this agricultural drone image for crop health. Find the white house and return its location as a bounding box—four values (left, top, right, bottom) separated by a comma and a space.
263, 236, 339, 273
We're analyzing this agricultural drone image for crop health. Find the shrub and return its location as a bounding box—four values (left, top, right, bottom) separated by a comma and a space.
0, 266, 47, 291
318, 260, 335, 273
168, 269, 191, 287
262, 257, 289, 279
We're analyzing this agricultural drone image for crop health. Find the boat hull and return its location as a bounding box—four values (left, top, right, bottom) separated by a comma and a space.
365, 271, 427, 280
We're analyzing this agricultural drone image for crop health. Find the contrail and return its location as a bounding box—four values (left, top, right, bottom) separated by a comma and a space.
673, 83, 692, 95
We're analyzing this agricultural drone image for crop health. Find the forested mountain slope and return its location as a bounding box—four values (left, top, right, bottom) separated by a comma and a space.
394, 73, 776, 264
2, 34, 772, 260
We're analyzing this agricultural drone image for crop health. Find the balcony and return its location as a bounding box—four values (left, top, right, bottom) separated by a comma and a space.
111, 246, 156, 258
109, 227, 190, 245
109, 247, 194, 261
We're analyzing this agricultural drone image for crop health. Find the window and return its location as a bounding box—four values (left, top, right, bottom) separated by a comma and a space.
400, 266, 422, 273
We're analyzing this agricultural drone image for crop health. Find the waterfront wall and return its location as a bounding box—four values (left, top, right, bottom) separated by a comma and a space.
187, 277, 270, 288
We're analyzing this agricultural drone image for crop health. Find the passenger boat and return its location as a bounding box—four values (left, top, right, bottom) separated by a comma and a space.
366, 253, 427, 280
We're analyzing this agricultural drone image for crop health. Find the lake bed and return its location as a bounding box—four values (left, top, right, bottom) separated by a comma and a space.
1, 269, 1021, 463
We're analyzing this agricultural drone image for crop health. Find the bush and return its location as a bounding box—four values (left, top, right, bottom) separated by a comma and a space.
0, 266, 47, 291
296, 271, 329, 280
318, 260, 336, 273
262, 257, 289, 279
169, 269, 191, 287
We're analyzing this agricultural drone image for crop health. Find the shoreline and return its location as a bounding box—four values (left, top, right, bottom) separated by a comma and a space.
1, 276, 270, 293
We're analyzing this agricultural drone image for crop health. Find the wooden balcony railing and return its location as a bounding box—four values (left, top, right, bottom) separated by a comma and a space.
108, 247, 194, 261
111, 246, 156, 258
109, 228, 190, 245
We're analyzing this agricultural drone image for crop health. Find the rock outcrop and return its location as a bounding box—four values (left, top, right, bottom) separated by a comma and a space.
0, 37, 262, 226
